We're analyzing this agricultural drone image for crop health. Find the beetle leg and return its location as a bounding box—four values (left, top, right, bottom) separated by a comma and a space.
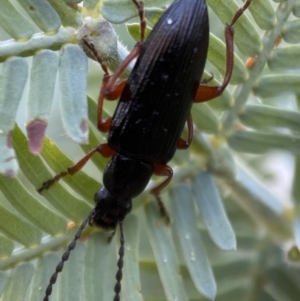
151, 164, 173, 223
97, 75, 127, 132
104, 42, 143, 97
194, 84, 224, 103
103, 0, 145, 96
37, 144, 115, 193
83, 8, 144, 133
131, 0, 146, 42
177, 113, 193, 149
81, 38, 125, 131
194, 0, 252, 103
82, 37, 110, 75
98, 42, 143, 131
83, 35, 142, 134
97, 76, 126, 132
104, 0, 146, 96
99, 0, 145, 100
230, 0, 252, 27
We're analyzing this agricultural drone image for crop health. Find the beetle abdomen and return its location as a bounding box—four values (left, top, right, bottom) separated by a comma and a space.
109, 0, 209, 164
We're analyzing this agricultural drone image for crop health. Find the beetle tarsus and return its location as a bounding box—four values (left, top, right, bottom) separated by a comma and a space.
155, 194, 171, 225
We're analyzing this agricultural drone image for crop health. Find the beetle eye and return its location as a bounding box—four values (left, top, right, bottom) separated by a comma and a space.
94, 187, 108, 204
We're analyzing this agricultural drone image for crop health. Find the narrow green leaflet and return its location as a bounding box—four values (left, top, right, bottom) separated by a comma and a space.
27, 50, 60, 154
192, 103, 221, 134
0, 0, 35, 40
233, 165, 284, 218
227, 166, 291, 240
102, 0, 172, 23
253, 74, 300, 97
29, 253, 60, 301
0, 206, 42, 247
145, 202, 188, 301
57, 242, 85, 301
122, 215, 143, 301
47, 0, 82, 27
248, 0, 276, 30
16, 0, 61, 34
1, 263, 34, 301
0, 175, 67, 235
145, 7, 164, 25
126, 23, 152, 42
83, 232, 114, 301
170, 185, 217, 300
59, 44, 89, 144
0, 135, 18, 178
228, 130, 300, 154
268, 45, 300, 70
0, 272, 8, 297
0, 57, 28, 176
239, 104, 300, 131
282, 19, 300, 43
0, 57, 28, 133
0, 236, 13, 259
192, 172, 236, 250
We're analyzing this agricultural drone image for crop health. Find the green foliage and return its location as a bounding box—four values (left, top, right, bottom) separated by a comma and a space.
0, 0, 300, 301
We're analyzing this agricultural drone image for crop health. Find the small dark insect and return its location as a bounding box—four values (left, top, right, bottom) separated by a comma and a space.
39, 0, 252, 300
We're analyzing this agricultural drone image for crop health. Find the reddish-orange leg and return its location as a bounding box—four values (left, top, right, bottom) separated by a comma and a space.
82, 39, 129, 133
152, 112, 193, 222
38, 144, 115, 193
194, 0, 252, 103
131, 0, 146, 42
151, 164, 174, 223
177, 113, 194, 149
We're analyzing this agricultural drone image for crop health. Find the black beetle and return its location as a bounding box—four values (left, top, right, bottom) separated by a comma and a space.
39, 0, 252, 300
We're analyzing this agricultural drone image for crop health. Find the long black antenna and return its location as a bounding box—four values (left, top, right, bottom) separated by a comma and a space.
113, 221, 125, 301
43, 209, 96, 301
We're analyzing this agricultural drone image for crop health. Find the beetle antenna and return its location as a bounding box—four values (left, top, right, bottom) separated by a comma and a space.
43, 209, 96, 301
113, 220, 125, 301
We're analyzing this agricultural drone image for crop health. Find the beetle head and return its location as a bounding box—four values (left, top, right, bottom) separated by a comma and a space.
92, 187, 132, 230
